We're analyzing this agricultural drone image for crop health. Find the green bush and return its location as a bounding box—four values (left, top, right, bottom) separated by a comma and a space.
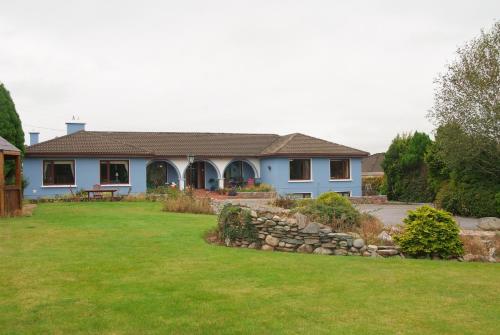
218, 204, 257, 242
362, 176, 385, 195
435, 182, 499, 217
394, 205, 463, 258
295, 192, 360, 231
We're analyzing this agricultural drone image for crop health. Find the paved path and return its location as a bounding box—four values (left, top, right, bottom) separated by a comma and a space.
355, 204, 480, 230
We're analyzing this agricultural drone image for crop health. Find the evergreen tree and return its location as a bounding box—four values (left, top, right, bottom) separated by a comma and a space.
0, 83, 25, 153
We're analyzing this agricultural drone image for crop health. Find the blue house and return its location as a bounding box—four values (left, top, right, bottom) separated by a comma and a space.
24, 122, 369, 199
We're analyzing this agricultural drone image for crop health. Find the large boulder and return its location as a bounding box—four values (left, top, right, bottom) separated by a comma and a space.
265, 235, 280, 247
261, 244, 274, 251
353, 238, 365, 248
313, 247, 333, 255
478, 217, 500, 231
294, 213, 309, 229
297, 244, 313, 253
302, 222, 321, 234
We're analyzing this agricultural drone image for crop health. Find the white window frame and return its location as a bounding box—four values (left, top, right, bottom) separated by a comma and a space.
288, 192, 313, 199
335, 191, 352, 197
99, 159, 132, 187
41, 159, 77, 188
329, 158, 352, 181
288, 158, 313, 183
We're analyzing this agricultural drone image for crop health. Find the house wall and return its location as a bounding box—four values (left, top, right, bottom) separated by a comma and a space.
23, 157, 148, 199
259, 157, 362, 197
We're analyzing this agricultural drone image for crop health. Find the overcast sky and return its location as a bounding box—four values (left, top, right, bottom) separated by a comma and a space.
1, 1, 498, 153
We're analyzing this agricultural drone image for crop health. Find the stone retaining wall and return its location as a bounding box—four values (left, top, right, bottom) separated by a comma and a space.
224, 207, 402, 258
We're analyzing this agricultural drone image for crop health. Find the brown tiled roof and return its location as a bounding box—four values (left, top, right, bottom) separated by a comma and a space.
260, 133, 368, 157
26, 131, 369, 158
362, 153, 385, 173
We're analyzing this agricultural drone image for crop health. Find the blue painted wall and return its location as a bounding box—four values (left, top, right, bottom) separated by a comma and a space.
259, 157, 362, 197
23, 157, 148, 199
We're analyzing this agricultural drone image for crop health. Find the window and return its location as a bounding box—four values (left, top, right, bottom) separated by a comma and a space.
43, 160, 75, 185
289, 193, 312, 199
289, 159, 311, 181
336, 191, 351, 197
100, 160, 129, 184
330, 159, 350, 180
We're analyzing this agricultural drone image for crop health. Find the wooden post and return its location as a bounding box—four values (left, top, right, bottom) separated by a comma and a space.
0, 153, 4, 216
15, 154, 22, 211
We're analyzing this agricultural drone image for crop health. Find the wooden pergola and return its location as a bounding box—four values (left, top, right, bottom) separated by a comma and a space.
0, 136, 22, 216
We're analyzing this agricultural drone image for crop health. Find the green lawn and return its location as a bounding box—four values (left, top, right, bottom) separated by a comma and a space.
1, 202, 499, 334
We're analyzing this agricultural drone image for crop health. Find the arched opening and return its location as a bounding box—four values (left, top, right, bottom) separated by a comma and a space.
147, 160, 180, 189
184, 160, 220, 190
223, 160, 256, 188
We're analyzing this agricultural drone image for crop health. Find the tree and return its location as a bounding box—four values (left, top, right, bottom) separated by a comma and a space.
382, 132, 434, 202
0, 83, 25, 153
427, 21, 500, 217
429, 21, 499, 143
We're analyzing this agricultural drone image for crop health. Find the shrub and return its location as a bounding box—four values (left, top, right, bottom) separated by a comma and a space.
435, 181, 499, 217
356, 213, 385, 245
272, 196, 297, 209
394, 206, 463, 258
460, 236, 489, 257
295, 192, 360, 231
163, 193, 213, 214
147, 186, 180, 198
217, 204, 257, 242
238, 183, 274, 192
362, 176, 385, 196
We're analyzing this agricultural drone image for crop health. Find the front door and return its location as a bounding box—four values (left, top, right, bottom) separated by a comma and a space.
186, 161, 205, 189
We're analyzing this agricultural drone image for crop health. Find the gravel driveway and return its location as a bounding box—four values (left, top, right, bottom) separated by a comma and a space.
355, 204, 480, 230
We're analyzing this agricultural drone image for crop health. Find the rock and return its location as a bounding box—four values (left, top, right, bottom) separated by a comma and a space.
261, 244, 274, 251
320, 227, 333, 234
362, 251, 371, 257
294, 213, 309, 229
329, 233, 351, 238
302, 222, 321, 234
287, 218, 297, 225
478, 217, 500, 231
367, 244, 378, 252
250, 210, 258, 218
353, 238, 365, 248
378, 231, 393, 242
297, 244, 313, 253
258, 233, 266, 239
248, 242, 257, 249
225, 237, 231, 247
283, 238, 300, 245
278, 241, 285, 247
377, 249, 399, 256
285, 243, 295, 248
333, 249, 347, 256
272, 215, 281, 222
339, 241, 348, 248
304, 238, 320, 245
265, 235, 280, 247
321, 243, 337, 248
265, 220, 276, 226
313, 247, 333, 255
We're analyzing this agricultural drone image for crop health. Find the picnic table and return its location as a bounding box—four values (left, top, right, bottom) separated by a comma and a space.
83, 188, 118, 200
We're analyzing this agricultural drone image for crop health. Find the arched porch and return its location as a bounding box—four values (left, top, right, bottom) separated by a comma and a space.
223, 160, 257, 188
146, 160, 181, 189
183, 160, 221, 190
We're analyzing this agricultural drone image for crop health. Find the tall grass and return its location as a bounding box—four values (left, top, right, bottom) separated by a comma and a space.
163, 193, 213, 214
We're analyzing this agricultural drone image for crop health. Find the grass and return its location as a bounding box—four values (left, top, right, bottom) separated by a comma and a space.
0, 202, 499, 335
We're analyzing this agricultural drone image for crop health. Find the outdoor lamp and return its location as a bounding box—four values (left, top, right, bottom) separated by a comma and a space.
187, 154, 195, 164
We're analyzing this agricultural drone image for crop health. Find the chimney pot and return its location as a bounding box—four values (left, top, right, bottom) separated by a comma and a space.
29, 132, 40, 146
66, 121, 86, 135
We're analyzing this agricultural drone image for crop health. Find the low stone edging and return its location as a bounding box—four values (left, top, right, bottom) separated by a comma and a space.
349, 195, 388, 204
224, 207, 402, 258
